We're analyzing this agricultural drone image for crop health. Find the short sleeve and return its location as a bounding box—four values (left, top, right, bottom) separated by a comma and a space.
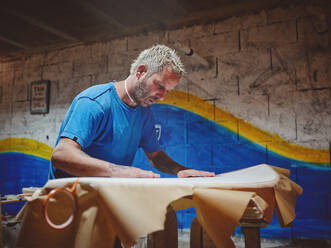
139, 110, 160, 153
60, 97, 104, 149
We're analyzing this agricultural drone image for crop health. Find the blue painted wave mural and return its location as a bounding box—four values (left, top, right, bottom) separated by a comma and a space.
133, 104, 331, 239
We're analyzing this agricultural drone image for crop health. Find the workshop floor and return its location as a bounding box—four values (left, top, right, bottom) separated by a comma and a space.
231, 236, 331, 248
133, 230, 331, 248
2, 223, 331, 247
178, 230, 331, 248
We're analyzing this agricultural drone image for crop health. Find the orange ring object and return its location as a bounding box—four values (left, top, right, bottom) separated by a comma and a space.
43, 187, 78, 229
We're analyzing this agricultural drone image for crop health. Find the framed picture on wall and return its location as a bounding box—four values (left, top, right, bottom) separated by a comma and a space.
30, 80, 50, 114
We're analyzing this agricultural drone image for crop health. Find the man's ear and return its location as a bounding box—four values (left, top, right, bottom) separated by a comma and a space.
136, 64, 147, 79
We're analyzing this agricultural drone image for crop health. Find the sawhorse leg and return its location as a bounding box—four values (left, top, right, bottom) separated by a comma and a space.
113, 237, 122, 248
191, 218, 263, 248
111, 206, 177, 248
147, 206, 178, 248
242, 227, 261, 248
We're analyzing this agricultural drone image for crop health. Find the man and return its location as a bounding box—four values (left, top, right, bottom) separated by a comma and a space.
50, 44, 215, 179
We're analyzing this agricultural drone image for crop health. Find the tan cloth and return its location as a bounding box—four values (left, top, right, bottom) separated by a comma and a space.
16, 164, 302, 248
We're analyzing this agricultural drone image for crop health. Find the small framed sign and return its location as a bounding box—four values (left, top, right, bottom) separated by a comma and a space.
30, 80, 50, 114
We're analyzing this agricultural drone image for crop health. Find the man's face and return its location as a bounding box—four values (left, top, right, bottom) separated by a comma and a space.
132, 66, 180, 107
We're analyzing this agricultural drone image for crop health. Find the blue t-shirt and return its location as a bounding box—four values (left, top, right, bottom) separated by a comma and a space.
49, 82, 160, 178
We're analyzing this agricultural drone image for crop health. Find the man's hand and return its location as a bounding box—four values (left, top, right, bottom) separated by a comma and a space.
177, 169, 215, 178
111, 165, 160, 178
133, 168, 160, 178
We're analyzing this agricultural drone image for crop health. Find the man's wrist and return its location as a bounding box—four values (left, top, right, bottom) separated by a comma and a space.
107, 163, 114, 177
174, 166, 188, 175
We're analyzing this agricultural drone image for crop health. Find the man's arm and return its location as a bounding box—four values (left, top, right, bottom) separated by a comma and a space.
51, 138, 160, 178
145, 149, 215, 177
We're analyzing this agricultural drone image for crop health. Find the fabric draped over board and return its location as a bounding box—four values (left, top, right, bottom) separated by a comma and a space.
16, 164, 302, 248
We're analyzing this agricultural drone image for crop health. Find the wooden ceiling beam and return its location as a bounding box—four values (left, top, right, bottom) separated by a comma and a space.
0, 35, 30, 50
3, 7, 81, 43
73, 0, 128, 32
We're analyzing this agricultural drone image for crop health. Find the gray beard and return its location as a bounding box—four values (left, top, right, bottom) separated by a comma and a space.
132, 78, 149, 104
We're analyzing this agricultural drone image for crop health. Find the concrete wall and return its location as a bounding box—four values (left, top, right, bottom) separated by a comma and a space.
1, 0, 331, 240
0, 0, 330, 150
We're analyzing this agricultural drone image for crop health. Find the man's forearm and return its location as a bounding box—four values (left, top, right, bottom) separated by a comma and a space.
52, 145, 112, 177
52, 138, 160, 178
147, 150, 188, 175
146, 149, 216, 178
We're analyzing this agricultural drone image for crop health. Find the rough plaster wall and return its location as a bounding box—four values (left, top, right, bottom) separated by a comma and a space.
0, 0, 330, 150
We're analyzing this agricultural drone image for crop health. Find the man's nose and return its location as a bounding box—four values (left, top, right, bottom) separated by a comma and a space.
159, 90, 168, 100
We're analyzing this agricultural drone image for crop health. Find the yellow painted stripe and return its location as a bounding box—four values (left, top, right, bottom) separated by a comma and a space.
0, 91, 329, 164
0, 137, 53, 160
160, 90, 330, 164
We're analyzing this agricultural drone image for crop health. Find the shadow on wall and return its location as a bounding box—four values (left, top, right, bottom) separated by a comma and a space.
0, 91, 330, 240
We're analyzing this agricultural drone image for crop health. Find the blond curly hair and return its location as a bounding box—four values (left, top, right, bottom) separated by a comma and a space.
130, 44, 185, 78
